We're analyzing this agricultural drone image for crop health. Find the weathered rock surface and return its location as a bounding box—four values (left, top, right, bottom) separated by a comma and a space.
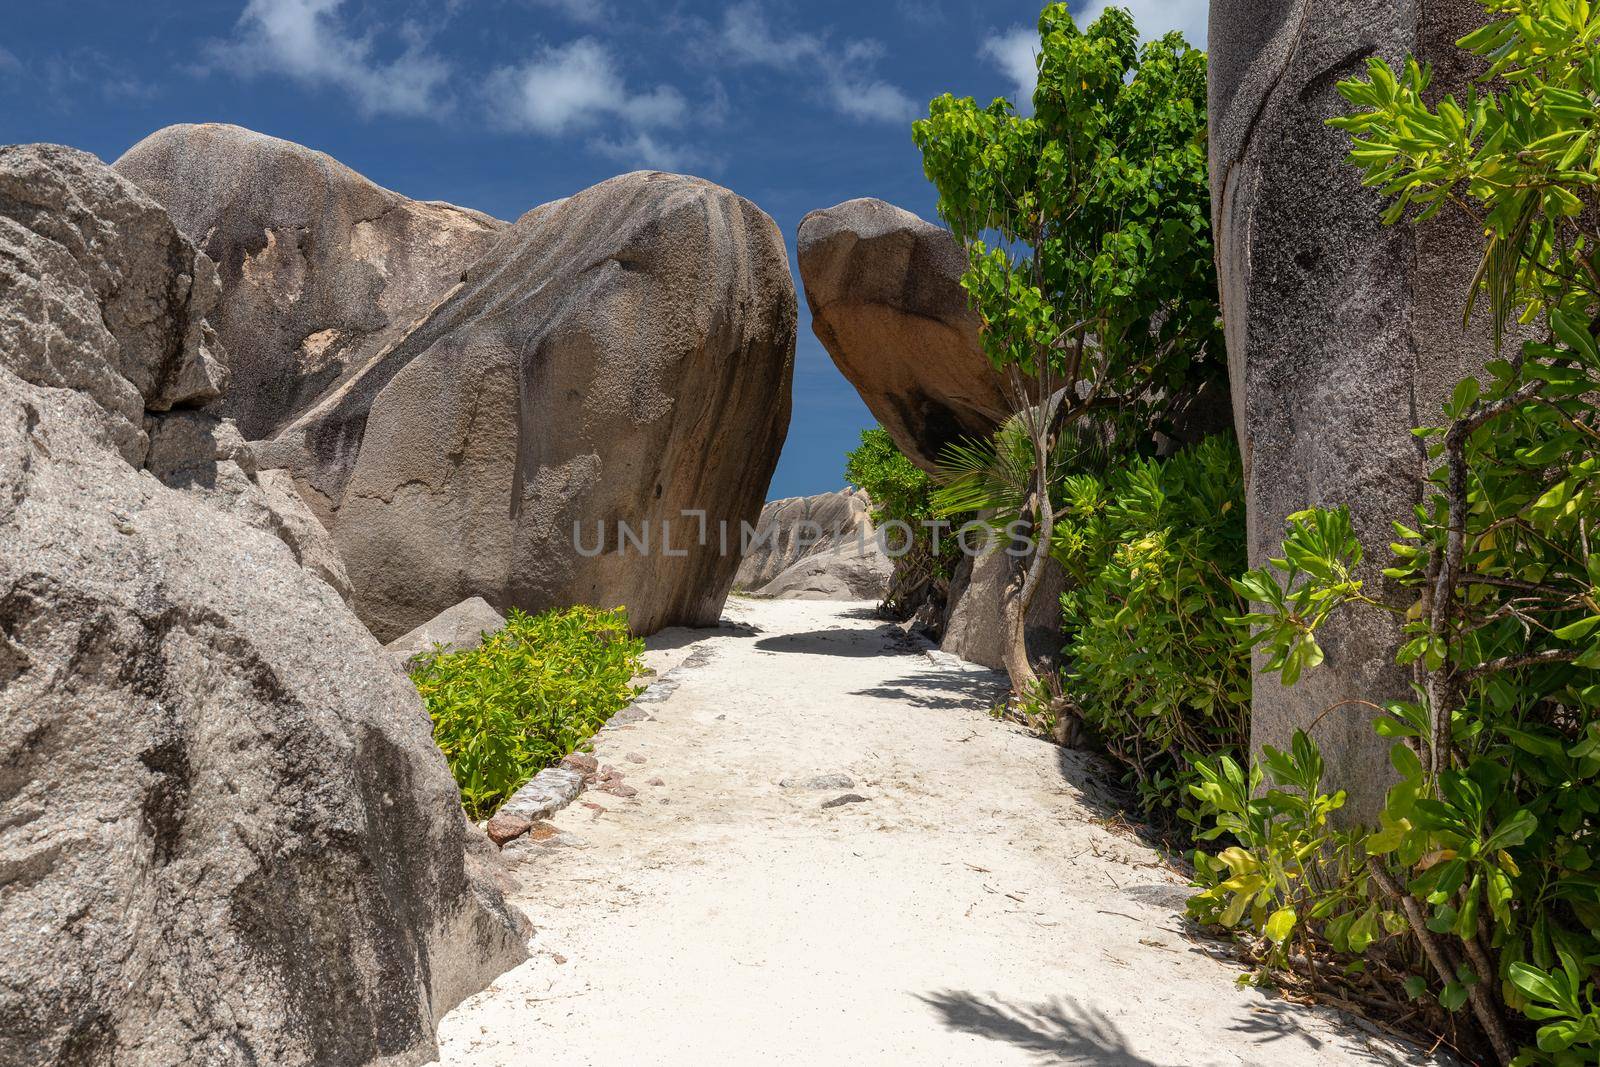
1211, 0, 1497, 814
0, 144, 228, 464
115, 123, 505, 441
143, 409, 354, 603
798, 199, 1009, 471
267, 170, 795, 641
734, 487, 891, 601
386, 596, 507, 666
0, 144, 526, 1066
940, 545, 1067, 673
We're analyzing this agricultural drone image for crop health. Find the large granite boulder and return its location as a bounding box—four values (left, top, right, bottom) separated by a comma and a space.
264, 170, 796, 641
798, 199, 1009, 471
142, 409, 355, 603
734, 487, 891, 601
1211, 0, 1497, 814
0, 144, 526, 1066
115, 123, 505, 441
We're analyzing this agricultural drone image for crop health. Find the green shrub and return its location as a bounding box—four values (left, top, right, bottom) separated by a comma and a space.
410, 605, 644, 820
1192, 4, 1600, 1061
1050, 435, 1250, 818
845, 426, 934, 529
845, 426, 965, 616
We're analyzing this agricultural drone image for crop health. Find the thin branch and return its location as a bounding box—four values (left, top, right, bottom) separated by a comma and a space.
1462, 648, 1580, 681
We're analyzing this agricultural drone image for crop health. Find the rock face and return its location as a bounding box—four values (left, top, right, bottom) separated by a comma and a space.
734, 487, 891, 601
266, 170, 796, 641
0, 144, 526, 1066
1210, 0, 1497, 814
386, 596, 507, 665
115, 123, 505, 441
940, 547, 1067, 673
798, 199, 1009, 471
142, 409, 355, 603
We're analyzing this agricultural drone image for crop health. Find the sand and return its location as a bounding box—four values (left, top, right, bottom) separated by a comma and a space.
435, 598, 1441, 1066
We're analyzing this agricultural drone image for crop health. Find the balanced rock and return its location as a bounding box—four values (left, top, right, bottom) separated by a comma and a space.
0, 144, 526, 1066
734, 487, 891, 601
1210, 0, 1498, 814
798, 198, 1008, 471
268, 170, 796, 641
115, 123, 505, 442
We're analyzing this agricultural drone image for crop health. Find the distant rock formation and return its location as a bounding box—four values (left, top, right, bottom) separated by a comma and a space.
797, 198, 1009, 472
734, 488, 891, 601
1210, 0, 1499, 815
0, 143, 527, 1067
116, 123, 505, 441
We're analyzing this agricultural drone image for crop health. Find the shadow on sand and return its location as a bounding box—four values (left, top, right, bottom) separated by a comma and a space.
851, 669, 1010, 712
915, 991, 1165, 1065
753, 626, 923, 659
644, 618, 761, 653
916, 990, 1429, 1066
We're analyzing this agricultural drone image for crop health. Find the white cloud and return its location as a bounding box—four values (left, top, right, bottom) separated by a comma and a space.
591, 131, 710, 173
721, 3, 815, 66
211, 0, 452, 118
979, 27, 1038, 112
487, 38, 686, 135
717, 3, 917, 125
0, 47, 20, 76
829, 79, 919, 124
1076, 0, 1208, 46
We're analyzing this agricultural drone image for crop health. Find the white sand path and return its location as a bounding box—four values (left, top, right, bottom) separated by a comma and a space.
436, 598, 1440, 1067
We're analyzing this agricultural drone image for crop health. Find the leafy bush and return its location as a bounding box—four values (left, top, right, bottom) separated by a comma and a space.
410, 605, 644, 820
845, 426, 964, 617
1050, 435, 1250, 817
1191, 4, 1600, 1061
845, 427, 934, 529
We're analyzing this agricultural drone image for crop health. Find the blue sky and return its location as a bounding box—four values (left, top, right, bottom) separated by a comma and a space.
0, 0, 1207, 499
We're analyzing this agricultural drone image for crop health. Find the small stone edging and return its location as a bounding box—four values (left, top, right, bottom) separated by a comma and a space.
484, 646, 717, 847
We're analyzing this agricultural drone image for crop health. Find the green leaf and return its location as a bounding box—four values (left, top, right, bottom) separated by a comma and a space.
1264, 907, 1297, 944
1439, 981, 1469, 1012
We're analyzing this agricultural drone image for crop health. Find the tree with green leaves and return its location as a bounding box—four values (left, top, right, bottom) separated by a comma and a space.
912, 4, 1221, 719
1193, 3, 1600, 1060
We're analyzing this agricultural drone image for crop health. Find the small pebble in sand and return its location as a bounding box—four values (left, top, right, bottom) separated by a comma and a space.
626, 753, 647, 764
648, 777, 665, 786
821, 794, 869, 809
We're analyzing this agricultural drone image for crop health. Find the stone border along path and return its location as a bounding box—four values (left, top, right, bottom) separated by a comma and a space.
433, 598, 1449, 1066
487, 646, 722, 834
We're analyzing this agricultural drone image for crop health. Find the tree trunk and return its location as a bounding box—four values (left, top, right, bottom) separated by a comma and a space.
999, 458, 1082, 746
